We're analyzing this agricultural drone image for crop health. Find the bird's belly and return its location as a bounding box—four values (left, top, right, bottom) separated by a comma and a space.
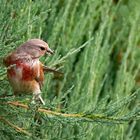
7, 62, 41, 95
9, 76, 40, 95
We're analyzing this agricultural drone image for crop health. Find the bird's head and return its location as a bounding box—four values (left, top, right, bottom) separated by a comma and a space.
17, 39, 54, 58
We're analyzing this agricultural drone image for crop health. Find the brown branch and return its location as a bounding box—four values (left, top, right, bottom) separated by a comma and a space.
43, 66, 63, 76
6, 101, 127, 124
0, 116, 31, 136
7, 101, 81, 117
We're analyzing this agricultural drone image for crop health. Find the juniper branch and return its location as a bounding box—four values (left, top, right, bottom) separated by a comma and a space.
0, 116, 31, 136
50, 37, 94, 67
6, 101, 139, 124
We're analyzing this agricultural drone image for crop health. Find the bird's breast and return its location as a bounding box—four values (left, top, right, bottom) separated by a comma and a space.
7, 59, 41, 81
22, 60, 41, 81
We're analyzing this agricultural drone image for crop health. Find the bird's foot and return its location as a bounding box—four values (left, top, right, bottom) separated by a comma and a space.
31, 93, 45, 105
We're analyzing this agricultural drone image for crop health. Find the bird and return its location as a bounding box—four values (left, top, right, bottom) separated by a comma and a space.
3, 39, 61, 105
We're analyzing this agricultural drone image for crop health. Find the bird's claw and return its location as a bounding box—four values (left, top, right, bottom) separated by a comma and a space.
32, 93, 45, 105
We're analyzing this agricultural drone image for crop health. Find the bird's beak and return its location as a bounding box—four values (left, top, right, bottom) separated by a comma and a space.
46, 47, 54, 55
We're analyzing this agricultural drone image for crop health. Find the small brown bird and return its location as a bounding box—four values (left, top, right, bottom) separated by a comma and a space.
3, 39, 61, 105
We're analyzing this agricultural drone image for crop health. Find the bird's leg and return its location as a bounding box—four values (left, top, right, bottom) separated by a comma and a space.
32, 93, 45, 105
38, 94, 45, 105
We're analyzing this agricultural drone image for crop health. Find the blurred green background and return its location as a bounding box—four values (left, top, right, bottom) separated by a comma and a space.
0, 0, 140, 139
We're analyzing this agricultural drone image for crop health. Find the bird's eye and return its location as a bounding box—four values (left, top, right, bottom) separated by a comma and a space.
40, 47, 45, 51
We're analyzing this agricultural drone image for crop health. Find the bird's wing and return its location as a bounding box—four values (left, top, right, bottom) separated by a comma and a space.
32, 62, 44, 89
3, 52, 32, 67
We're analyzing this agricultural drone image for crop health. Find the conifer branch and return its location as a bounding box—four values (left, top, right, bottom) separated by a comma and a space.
0, 116, 31, 136
6, 101, 137, 124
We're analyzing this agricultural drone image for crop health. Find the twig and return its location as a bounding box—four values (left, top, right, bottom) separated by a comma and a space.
50, 37, 94, 67
0, 94, 14, 98
7, 101, 128, 124
7, 101, 81, 117
0, 116, 31, 136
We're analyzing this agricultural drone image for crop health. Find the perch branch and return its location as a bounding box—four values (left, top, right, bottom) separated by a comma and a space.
6, 101, 129, 124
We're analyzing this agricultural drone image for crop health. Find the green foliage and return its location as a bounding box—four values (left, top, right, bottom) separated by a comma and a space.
0, 0, 140, 139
